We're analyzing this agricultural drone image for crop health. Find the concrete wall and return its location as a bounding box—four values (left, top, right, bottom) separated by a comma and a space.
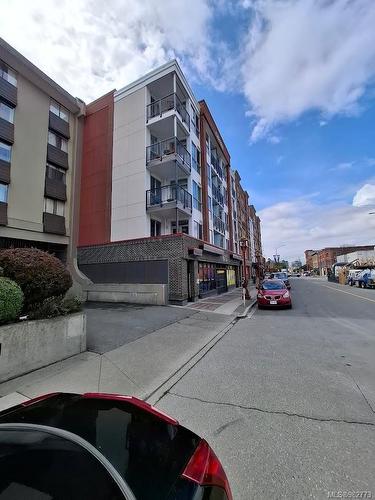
86, 283, 168, 305
0, 313, 86, 382
111, 87, 148, 241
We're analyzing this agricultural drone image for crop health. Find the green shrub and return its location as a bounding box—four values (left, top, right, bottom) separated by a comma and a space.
0, 277, 24, 324
0, 248, 72, 311
28, 295, 82, 320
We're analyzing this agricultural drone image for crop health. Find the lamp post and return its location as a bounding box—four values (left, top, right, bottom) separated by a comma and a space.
240, 238, 250, 300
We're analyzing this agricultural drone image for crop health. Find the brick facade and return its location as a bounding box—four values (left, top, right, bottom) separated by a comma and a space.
78, 233, 240, 304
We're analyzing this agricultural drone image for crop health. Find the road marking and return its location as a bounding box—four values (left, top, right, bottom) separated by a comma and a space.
320, 285, 375, 303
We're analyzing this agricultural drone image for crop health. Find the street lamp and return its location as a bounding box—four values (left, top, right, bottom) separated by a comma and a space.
240, 238, 250, 300
274, 243, 286, 266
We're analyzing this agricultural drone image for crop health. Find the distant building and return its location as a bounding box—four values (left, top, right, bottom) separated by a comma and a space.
305, 250, 317, 271
315, 246, 374, 275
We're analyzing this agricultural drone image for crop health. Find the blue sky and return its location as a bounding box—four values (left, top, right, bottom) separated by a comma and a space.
2, 0, 375, 260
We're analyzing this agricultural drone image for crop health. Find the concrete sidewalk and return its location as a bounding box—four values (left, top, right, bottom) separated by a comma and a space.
0, 308, 235, 410
186, 286, 257, 315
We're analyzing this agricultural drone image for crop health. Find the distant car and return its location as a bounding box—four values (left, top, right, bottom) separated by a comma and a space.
303, 272, 310, 277
0, 392, 233, 500
257, 279, 292, 309
354, 269, 375, 289
347, 269, 361, 286
269, 272, 291, 289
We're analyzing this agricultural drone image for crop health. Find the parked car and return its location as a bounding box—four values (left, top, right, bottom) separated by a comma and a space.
257, 279, 292, 309
269, 272, 291, 289
354, 269, 375, 289
0, 392, 233, 500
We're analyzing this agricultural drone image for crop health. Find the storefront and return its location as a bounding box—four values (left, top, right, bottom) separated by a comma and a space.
198, 262, 238, 298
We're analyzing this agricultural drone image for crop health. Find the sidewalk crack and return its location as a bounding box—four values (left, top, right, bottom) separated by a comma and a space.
167, 392, 375, 427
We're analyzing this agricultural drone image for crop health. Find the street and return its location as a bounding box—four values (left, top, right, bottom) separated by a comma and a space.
156, 278, 375, 499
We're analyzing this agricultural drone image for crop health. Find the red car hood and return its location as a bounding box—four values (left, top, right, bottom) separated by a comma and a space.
260, 289, 287, 295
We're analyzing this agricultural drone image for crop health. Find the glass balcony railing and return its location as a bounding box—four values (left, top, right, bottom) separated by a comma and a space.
213, 215, 226, 234
146, 137, 191, 172
147, 93, 190, 129
212, 184, 224, 205
146, 185, 192, 212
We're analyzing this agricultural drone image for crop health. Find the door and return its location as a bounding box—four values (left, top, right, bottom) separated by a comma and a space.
216, 268, 228, 294
150, 176, 161, 205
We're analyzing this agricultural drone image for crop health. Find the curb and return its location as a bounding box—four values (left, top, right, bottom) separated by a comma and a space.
235, 299, 257, 319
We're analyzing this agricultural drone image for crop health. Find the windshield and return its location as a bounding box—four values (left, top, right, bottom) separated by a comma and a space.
273, 273, 287, 280
262, 280, 286, 290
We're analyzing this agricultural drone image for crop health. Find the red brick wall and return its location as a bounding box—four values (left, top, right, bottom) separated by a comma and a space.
79, 91, 114, 246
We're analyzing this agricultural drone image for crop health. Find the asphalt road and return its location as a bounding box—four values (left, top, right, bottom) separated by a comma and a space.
156, 278, 375, 499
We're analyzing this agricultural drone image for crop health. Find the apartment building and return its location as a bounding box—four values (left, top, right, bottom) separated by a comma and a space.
0, 38, 84, 263
317, 245, 374, 275
78, 61, 258, 304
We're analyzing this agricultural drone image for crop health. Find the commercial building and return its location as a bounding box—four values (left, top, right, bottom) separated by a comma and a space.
305, 246, 374, 275
0, 38, 84, 263
78, 61, 262, 304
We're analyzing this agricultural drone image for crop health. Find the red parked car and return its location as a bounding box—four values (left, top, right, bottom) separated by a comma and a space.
0, 392, 233, 500
257, 279, 292, 309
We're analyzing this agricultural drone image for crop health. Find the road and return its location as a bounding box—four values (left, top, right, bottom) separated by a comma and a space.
156, 278, 375, 499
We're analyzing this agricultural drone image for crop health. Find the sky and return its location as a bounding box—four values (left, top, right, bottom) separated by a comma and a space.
1, 0, 375, 261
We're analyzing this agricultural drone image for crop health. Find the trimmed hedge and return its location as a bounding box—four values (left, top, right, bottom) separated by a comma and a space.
0, 277, 24, 324
0, 248, 72, 311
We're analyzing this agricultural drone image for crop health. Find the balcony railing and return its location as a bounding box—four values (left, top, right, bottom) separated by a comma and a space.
213, 215, 226, 234
211, 154, 224, 179
191, 120, 200, 139
212, 184, 224, 205
146, 137, 191, 171
147, 93, 190, 129
146, 185, 192, 212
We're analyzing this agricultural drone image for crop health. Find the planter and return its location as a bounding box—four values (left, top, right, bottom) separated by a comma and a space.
0, 312, 86, 383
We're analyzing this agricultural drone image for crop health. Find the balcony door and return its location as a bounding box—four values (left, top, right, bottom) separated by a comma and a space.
150, 176, 161, 205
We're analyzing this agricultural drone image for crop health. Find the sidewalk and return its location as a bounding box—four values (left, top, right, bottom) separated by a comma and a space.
186, 285, 257, 315
0, 307, 236, 411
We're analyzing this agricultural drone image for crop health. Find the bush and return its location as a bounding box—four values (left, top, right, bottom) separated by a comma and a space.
0, 277, 24, 324
0, 248, 72, 311
28, 295, 82, 320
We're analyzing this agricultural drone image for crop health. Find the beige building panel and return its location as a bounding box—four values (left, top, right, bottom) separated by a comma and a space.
8, 74, 49, 224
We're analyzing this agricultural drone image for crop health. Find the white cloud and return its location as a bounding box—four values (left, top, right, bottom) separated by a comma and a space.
241, 0, 375, 141
259, 198, 375, 261
353, 184, 375, 207
268, 135, 281, 144
0, 0, 214, 101
319, 120, 328, 127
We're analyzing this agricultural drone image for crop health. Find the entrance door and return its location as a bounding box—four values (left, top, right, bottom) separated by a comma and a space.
216, 268, 228, 294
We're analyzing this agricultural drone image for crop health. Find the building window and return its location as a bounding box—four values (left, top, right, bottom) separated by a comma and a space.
0, 141, 11, 162
223, 187, 227, 204
198, 262, 216, 294
209, 229, 213, 243
0, 62, 17, 87
150, 218, 161, 237
171, 219, 189, 234
191, 143, 201, 174
48, 131, 68, 152
0, 102, 14, 123
44, 197, 65, 216
194, 221, 203, 240
46, 164, 66, 183
226, 238, 230, 250
192, 181, 202, 211
50, 99, 69, 122
0, 183, 8, 203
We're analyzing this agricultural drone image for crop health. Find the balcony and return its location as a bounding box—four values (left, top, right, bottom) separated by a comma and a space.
211, 155, 224, 179
212, 185, 224, 206
0, 118, 14, 144
47, 143, 69, 169
213, 215, 226, 234
146, 137, 191, 177
0, 78, 17, 107
147, 93, 190, 131
45, 177, 67, 201
49, 111, 70, 139
43, 212, 66, 235
146, 185, 192, 218
0, 201, 7, 226
0, 159, 10, 184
